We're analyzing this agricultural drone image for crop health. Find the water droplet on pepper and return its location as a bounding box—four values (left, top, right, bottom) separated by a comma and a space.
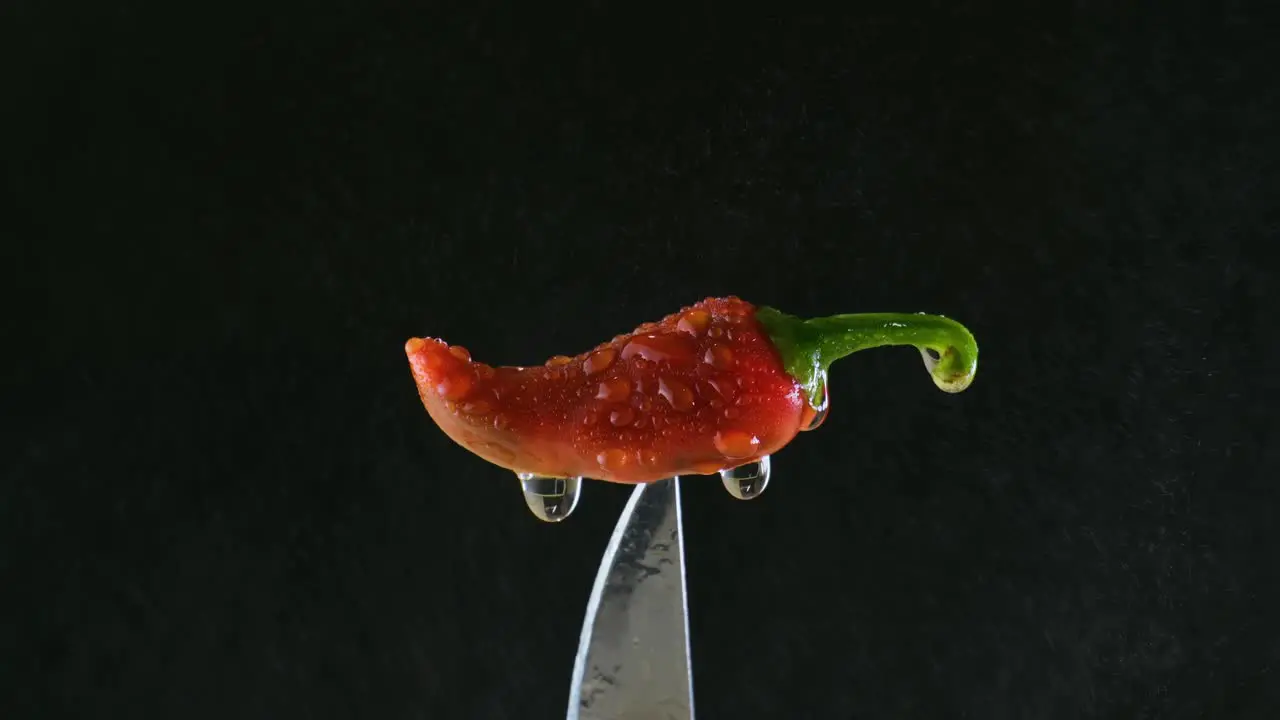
714, 429, 759, 458
597, 448, 629, 471
800, 371, 830, 431
676, 310, 711, 337
423, 350, 447, 371
596, 377, 631, 402
436, 373, 472, 400
583, 348, 616, 375
711, 378, 737, 401
721, 455, 770, 500
460, 399, 491, 415
658, 377, 695, 412
517, 473, 581, 522
609, 406, 635, 427
621, 333, 697, 364
704, 345, 735, 370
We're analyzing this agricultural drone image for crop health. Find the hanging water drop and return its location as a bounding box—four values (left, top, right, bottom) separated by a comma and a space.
803, 403, 829, 431
801, 371, 829, 431
720, 455, 771, 500
518, 473, 582, 522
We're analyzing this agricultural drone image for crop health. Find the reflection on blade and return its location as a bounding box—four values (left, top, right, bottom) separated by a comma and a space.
566, 478, 694, 720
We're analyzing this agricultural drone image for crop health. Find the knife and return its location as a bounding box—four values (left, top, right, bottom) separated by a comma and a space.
566, 477, 695, 719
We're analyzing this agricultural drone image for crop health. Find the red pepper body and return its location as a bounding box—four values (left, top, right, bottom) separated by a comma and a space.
406, 297, 821, 484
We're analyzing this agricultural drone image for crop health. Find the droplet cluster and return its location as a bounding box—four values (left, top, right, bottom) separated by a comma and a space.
560, 300, 781, 477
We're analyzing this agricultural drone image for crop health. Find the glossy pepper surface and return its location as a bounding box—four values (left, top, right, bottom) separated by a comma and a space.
405, 297, 977, 485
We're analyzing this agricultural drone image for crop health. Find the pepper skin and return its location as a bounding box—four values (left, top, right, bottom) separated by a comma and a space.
405, 296, 977, 485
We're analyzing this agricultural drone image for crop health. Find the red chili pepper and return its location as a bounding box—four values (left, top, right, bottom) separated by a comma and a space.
405, 296, 977, 485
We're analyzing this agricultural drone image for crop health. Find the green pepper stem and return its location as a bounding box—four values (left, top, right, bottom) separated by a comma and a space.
754, 306, 979, 407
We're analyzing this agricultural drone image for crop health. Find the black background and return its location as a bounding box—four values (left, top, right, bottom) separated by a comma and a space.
5, 2, 1278, 718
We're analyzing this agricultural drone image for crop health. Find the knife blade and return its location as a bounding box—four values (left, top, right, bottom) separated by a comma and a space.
566, 477, 695, 720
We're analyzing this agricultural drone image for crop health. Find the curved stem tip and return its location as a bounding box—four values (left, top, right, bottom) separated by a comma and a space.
755, 306, 979, 407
